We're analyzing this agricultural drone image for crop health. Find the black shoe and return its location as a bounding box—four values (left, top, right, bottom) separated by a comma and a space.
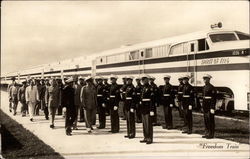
122, 118, 126, 120
140, 139, 147, 143
66, 132, 72, 136
124, 135, 129, 138
30, 118, 33, 122
202, 135, 208, 138
45, 116, 49, 120
91, 127, 94, 130
50, 124, 54, 129
78, 120, 84, 122
206, 136, 214, 139
182, 131, 188, 134
97, 126, 105, 129
13, 112, 17, 116
146, 141, 152, 144
129, 136, 135, 139
9, 109, 12, 113
187, 131, 192, 134
22, 114, 26, 117
167, 126, 173, 130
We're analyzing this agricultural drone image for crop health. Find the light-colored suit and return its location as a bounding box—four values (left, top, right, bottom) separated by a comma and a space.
25, 85, 39, 119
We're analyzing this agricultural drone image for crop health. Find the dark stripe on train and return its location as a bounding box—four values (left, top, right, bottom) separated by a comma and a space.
96, 63, 250, 75
96, 49, 249, 69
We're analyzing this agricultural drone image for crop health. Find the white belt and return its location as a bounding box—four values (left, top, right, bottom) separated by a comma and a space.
142, 99, 151, 101
178, 92, 183, 94
137, 93, 141, 95
183, 95, 190, 98
97, 94, 103, 97
204, 96, 212, 99
126, 97, 132, 100
110, 95, 115, 98
163, 94, 170, 96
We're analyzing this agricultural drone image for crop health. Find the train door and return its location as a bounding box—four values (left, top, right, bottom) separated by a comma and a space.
91, 59, 96, 76
187, 41, 198, 86
139, 49, 145, 74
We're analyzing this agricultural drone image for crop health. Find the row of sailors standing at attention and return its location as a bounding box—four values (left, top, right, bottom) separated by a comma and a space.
7, 73, 216, 141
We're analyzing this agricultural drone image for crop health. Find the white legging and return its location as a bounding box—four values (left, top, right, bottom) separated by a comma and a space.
28, 102, 36, 119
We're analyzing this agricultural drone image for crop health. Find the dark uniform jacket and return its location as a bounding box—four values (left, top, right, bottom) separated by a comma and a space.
176, 82, 184, 101
40, 84, 47, 101
140, 83, 155, 114
109, 83, 120, 108
120, 84, 127, 101
135, 83, 143, 104
62, 85, 75, 108
203, 83, 217, 112
124, 84, 136, 110
150, 82, 160, 106
182, 83, 194, 106
161, 83, 175, 106
18, 86, 26, 103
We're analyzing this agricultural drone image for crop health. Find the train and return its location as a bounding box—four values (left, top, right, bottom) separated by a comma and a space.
1, 23, 249, 112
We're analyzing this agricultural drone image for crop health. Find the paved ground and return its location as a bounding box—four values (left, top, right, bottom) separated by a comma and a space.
1, 91, 249, 159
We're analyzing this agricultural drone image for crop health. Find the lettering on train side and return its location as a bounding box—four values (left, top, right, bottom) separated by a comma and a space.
201, 57, 230, 65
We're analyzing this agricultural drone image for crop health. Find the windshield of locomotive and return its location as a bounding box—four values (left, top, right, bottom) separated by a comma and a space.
209, 33, 238, 43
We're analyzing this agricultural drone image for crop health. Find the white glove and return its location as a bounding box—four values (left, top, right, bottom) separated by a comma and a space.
130, 108, 134, 113
170, 104, 173, 107
139, 101, 142, 104
210, 109, 215, 114
63, 107, 66, 113
150, 111, 154, 116
114, 106, 118, 110
188, 105, 192, 110
155, 103, 158, 107
102, 103, 106, 107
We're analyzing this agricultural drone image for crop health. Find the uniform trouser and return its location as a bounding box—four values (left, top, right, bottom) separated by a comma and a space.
183, 100, 193, 132
65, 106, 76, 130
163, 104, 173, 128
135, 103, 142, 122
28, 102, 36, 119
35, 101, 40, 115
204, 110, 215, 137
73, 105, 80, 127
126, 109, 136, 137
12, 101, 18, 114
152, 103, 158, 124
177, 100, 184, 118
110, 107, 120, 132
142, 113, 153, 142
119, 101, 126, 119
98, 104, 106, 128
84, 108, 96, 128
20, 101, 28, 115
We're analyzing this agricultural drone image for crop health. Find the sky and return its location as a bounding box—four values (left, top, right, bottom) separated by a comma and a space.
1, 1, 249, 76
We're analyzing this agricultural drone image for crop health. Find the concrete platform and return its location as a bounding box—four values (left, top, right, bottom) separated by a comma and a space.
1, 91, 249, 159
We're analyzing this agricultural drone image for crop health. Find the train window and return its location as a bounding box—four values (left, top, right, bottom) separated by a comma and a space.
209, 33, 237, 42
170, 43, 184, 55
190, 44, 194, 52
129, 50, 139, 60
236, 33, 250, 40
100, 58, 103, 63
145, 48, 152, 58
198, 39, 209, 51
140, 51, 144, 57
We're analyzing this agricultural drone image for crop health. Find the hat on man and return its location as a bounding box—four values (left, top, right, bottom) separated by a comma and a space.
122, 76, 127, 79
203, 74, 212, 79
102, 76, 108, 80
135, 76, 141, 80
95, 76, 103, 80
11, 77, 16, 81
85, 76, 93, 82
127, 76, 134, 80
163, 75, 171, 79
149, 75, 155, 80
141, 74, 151, 79
110, 74, 118, 79
79, 76, 84, 80
182, 74, 190, 79
22, 80, 27, 84
65, 77, 74, 83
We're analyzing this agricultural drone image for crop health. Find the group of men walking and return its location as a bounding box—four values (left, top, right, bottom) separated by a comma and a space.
7, 73, 217, 143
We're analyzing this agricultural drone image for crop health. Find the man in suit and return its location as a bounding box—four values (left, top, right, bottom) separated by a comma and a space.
149, 76, 160, 126
18, 81, 28, 117
202, 74, 217, 139
7, 77, 16, 113
135, 76, 142, 123
80, 76, 97, 133
120, 76, 127, 120
62, 77, 76, 135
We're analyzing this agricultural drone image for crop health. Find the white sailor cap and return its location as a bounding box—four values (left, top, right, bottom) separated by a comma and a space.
135, 76, 141, 80
85, 76, 93, 81
122, 76, 127, 79
149, 75, 155, 80
95, 76, 103, 80
182, 74, 190, 79
78, 76, 84, 80
203, 74, 212, 79
66, 77, 74, 83
102, 76, 108, 80
163, 75, 171, 79
127, 76, 134, 80
141, 74, 151, 79
110, 74, 118, 79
